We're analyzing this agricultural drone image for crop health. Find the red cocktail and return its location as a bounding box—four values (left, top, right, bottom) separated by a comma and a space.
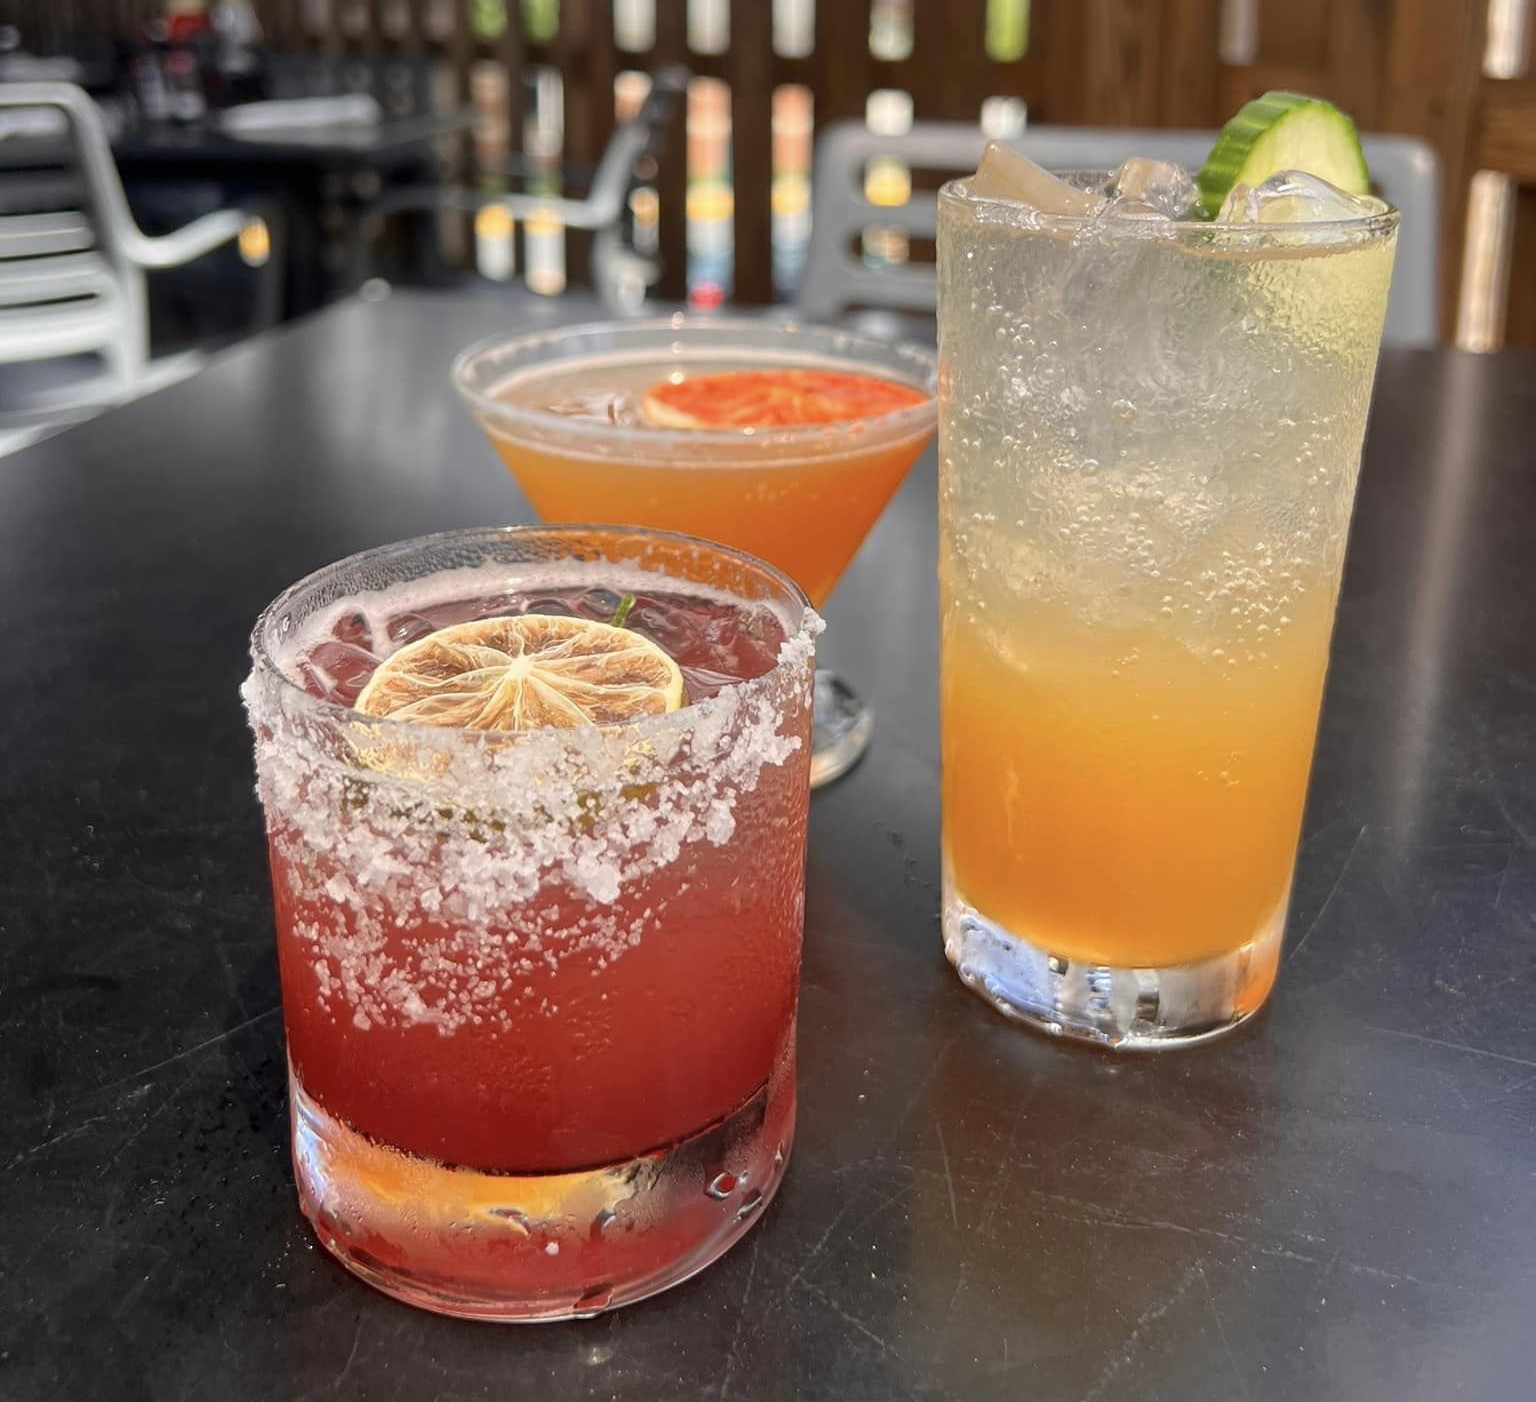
244, 527, 817, 1319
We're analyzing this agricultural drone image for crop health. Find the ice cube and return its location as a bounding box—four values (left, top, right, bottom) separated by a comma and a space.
627, 597, 691, 655
304, 641, 379, 707
1104, 157, 1198, 220
1216, 170, 1380, 226
330, 610, 373, 650
677, 666, 740, 703
577, 587, 623, 621
386, 612, 437, 647
969, 141, 1104, 218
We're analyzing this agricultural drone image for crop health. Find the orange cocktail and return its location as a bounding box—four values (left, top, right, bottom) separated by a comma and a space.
942, 588, 1336, 973
936, 166, 1397, 1048
453, 320, 937, 786
454, 322, 935, 611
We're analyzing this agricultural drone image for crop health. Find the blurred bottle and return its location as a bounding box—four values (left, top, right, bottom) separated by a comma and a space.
211, 1, 264, 105
134, 21, 171, 123
164, 0, 212, 45
164, 44, 207, 123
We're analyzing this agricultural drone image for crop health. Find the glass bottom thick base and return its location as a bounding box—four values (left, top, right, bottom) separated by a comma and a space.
810, 670, 873, 789
942, 870, 1285, 1049
289, 1053, 794, 1321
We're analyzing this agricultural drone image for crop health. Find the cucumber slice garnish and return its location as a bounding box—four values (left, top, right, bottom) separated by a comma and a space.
1196, 92, 1370, 219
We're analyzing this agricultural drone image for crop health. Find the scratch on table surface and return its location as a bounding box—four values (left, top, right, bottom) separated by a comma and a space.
785, 1195, 863, 1286
801, 1277, 899, 1359
98, 1075, 190, 1176
1492, 844, 1517, 913
1283, 823, 1366, 966
12, 1216, 65, 1280
1078, 1261, 1202, 1402
1036, 1188, 1433, 1292
1490, 779, 1535, 850
1348, 1262, 1428, 1288
1028, 1189, 1325, 1267
894, 1030, 962, 1128
977, 1117, 1020, 1239
781, 1178, 915, 1296
331, 1313, 365, 1395
1196, 1256, 1252, 1402
934, 1122, 959, 1231
8, 1111, 113, 1169
718, 1235, 762, 1402
98, 1004, 282, 1091
1362, 1023, 1536, 1071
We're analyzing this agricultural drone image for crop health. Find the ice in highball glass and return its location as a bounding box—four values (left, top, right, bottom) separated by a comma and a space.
937, 158, 1398, 1047
243, 526, 817, 1318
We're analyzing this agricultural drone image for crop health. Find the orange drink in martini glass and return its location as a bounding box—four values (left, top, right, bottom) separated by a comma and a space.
453, 318, 937, 786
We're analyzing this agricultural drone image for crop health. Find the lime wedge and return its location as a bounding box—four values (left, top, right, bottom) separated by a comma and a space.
1195, 92, 1370, 219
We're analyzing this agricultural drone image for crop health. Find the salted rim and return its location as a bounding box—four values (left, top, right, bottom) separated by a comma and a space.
450, 314, 939, 454
248, 523, 818, 742
940, 174, 1400, 245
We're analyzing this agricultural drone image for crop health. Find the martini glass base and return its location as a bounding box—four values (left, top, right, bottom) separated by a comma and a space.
810, 670, 874, 789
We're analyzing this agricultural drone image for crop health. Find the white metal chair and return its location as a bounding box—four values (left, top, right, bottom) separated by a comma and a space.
0, 82, 251, 445
353, 66, 689, 313
797, 121, 1439, 347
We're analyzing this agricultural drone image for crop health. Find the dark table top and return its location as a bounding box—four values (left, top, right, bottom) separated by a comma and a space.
113, 109, 475, 168
2, 290, 1533, 1401
0, 109, 473, 175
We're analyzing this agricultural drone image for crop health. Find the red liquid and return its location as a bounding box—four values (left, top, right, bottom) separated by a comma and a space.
275, 585, 803, 1175
272, 778, 804, 1173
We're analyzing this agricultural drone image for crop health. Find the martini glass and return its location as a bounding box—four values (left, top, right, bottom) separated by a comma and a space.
452, 317, 937, 786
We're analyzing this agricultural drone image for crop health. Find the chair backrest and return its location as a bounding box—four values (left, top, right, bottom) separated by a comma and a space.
590, 64, 688, 228
0, 83, 147, 374
0, 83, 145, 270
798, 120, 1438, 347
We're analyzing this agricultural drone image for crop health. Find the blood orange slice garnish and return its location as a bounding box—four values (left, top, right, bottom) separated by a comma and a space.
641, 369, 928, 429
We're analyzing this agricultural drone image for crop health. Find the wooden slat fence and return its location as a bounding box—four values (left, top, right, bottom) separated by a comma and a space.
8, 0, 1536, 348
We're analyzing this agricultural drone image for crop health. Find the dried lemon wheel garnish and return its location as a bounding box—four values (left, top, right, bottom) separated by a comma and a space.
354, 614, 685, 730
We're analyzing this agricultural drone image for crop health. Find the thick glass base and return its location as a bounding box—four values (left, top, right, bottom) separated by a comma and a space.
289, 1050, 793, 1321
942, 867, 1284, 1049
810, 670, 874, 789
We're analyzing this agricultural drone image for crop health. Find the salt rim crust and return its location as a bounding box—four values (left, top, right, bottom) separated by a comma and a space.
243, 596, 821, 1037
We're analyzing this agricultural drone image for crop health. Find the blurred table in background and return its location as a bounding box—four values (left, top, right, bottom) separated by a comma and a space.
0, 107, 475, 318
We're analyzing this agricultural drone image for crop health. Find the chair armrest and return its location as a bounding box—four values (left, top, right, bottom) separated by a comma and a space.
122, 209, 249, 269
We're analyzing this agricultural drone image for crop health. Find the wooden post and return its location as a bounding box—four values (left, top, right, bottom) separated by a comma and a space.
557, 0, 616, 289
932, 0, 988, 124
1379, 0, 1489, 341
652, 0, 690, 301
814, 0, 873, 123
1160, 0, 1222, 127
1079, 0, 1165, 127
728, 0, 774, 304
